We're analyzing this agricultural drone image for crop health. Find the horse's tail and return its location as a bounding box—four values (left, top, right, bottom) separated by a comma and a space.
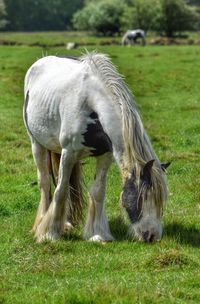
49, 151, 85, 225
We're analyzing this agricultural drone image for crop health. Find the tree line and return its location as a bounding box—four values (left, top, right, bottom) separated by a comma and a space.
0, 0, 84, 31
0, 0, 200, 37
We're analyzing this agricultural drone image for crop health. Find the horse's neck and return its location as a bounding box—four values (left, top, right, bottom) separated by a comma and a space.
87, 80, 157, 178
119, 118, 158, 181
82, 53, 158, 176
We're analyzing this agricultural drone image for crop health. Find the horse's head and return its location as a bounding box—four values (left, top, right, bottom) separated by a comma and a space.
121, 160, 170, 243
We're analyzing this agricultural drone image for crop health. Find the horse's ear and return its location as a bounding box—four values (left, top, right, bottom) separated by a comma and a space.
161, 162, 171, 172
141, 159, 155, 186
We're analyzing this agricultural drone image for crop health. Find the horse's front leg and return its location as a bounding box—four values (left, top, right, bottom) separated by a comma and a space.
35, 146, 77, 242
84, 152, 114, 242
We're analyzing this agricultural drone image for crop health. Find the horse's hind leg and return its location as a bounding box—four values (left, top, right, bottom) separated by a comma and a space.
31, 140, 51, 233
35, 146, 77, 242
50, 152, 74, 231
50, 152, 60, 186
84, 152, 114, 242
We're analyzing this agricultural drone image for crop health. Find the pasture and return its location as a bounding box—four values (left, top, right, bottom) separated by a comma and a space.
0, 33, 200, 303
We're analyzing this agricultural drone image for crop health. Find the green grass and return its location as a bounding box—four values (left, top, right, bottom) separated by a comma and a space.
0, 36, 200, 303
0, 31, 200, 47
0, 31, 121, 47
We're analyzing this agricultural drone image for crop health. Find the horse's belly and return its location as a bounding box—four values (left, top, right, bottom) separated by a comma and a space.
31, 128, 61, 153
27, 105, 62, 153
35, 133, 62, 153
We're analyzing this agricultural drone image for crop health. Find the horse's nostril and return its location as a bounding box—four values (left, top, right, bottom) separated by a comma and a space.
149, 234, 154, 243
142, 230, 149, 242
142, 231, 155, 243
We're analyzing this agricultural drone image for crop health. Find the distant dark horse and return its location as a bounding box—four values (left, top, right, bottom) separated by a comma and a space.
122, 29, 146, 46
24, 52, 169, 243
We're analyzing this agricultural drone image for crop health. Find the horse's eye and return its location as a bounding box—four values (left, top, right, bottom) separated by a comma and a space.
122, 201, 128, 208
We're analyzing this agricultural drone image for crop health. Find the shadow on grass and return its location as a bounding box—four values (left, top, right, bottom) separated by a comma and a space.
63, 215, 130, 242
111, 218, 200, 246
40, 219, 199, 246
110, 216, 129, 241
164, 222, 200, 247
62, 218, 129, 242
63, 231, 83, 241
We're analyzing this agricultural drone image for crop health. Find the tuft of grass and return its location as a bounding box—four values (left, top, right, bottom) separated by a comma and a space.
147, 249, 194, 268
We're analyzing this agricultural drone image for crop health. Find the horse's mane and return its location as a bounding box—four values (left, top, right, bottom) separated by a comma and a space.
81, 52, 168, 208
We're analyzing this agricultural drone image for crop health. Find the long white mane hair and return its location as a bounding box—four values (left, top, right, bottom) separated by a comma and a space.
81, 52, 168, 210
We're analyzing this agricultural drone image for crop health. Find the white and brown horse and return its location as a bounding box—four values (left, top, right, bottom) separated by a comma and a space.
24, 52, 169, 243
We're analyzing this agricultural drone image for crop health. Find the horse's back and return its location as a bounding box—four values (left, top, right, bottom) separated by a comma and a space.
24, 54, 123, 158
25, 56, 81, 92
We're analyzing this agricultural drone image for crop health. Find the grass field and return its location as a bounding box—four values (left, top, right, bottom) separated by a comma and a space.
0, 31, 200, 47
0, 33, 200, 303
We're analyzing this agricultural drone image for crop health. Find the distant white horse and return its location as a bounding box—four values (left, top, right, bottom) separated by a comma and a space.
122, 29, 146, 46
24, 52, 169, 243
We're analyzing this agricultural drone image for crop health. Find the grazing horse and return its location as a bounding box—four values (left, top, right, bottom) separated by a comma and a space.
24, 52, 169, 243
122, 29, 146, 46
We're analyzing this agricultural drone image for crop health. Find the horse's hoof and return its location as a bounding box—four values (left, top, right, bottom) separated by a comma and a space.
89, 234, 114, 242
35, 232, 60, 243
64, 221, 74, 231
30, 228, 35, 234
89, 235, 104, 242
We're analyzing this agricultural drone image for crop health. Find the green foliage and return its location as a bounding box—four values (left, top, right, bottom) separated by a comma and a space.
158, 0, 199, 36
4, 0, 84, 31
2, 0, 200, 33
120, 5, 135, 31
120, 0, 161, 33
73, 0, 125, 35
187, 0, 200, 4
0, 0, 7, 29
74, 0, 199, 37
72, 3, 94, 31
193, 5, 200, 29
